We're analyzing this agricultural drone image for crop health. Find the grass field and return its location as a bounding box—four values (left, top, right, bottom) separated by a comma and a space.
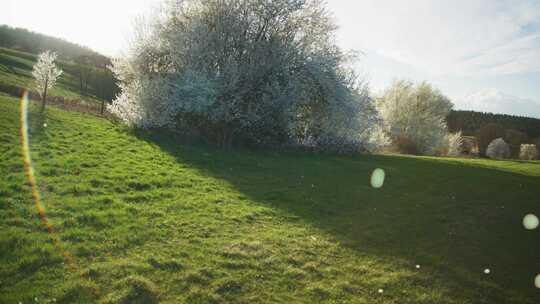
1, 93, 539, 303
0, 47, 103, 103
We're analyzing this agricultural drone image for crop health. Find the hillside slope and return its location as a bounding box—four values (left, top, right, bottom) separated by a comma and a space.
0, 25, 106, 62
1, 94, 539, 303
0, 47, 113, 104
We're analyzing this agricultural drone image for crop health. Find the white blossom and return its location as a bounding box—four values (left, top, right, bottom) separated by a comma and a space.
376, 80, 453, 155
446, 131, 464, 157
32, 51, 63, 108
108, 0, 376, 150
519, 144, 538, 160
486, 138, 510, 159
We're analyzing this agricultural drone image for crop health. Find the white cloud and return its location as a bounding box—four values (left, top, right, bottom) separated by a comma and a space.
328, 0, 540, 116
456, 88, 540, 118
329, 0, 540, 77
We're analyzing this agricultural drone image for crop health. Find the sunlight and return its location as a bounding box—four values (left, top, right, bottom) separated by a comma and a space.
20, 91, 77, 272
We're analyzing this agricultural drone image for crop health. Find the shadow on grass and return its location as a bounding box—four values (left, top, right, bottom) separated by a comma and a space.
135, 130, 540, 302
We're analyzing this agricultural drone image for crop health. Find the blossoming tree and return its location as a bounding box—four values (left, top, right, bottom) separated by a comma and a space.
108, 0, 380, 151
376, 80, 453, 155
32, 51, 63, 111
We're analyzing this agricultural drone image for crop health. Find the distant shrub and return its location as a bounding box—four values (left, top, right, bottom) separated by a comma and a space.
504, 129, 528, 158
393, 136, 419, 155
476, 123, 505, 156
361, 124, 391, 153
446, 131, 464, 157
461, 136, 479, 156
519, 144, 538, 160
486, 138, 510, 159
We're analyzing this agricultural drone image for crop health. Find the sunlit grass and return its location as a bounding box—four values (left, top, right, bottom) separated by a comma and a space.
1, 95, 539, 303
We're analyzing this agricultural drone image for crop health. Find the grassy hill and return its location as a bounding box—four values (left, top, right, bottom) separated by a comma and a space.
0, 47, 110, 104
1, 93, 539, 303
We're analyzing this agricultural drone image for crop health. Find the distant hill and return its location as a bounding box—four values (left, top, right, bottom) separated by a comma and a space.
0, 25, 117, 103
0, 47, 118, 104
448, 110, 540, 139
0, 25, 107, 64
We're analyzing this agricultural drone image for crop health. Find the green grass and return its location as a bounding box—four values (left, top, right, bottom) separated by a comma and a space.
0, 47, 103, 103
1, 94, 539, 303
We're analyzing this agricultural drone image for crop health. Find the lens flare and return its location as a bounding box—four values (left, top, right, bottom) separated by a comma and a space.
370, 168, 385, 189
523, 214, 539, 230
20, 91, 77, 272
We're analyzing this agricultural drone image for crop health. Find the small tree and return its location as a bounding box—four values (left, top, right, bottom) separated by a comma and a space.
447, 131, 464, 157
75, 55, 92, 96
32, 51, 63, 111
376, 80, 453, 155
519, 144, 538, 160
362, 124, 391, 153
486, 138, 510, 159
476, 123, 504, 156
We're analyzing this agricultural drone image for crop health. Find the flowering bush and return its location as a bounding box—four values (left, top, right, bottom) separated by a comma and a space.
486, 138, 510, 159
476, 123, 504, 156
108, 0, 378, 150
376, 80, 453, 155
361, 124, 391, 153
447, 131, 464, 157
519, 144, 538, 160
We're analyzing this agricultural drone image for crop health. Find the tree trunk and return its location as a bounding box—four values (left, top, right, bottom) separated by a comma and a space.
41, 78, 48, 112
84, 74, 89, 95
79, 71, 84, 95
221, 126, 236, 150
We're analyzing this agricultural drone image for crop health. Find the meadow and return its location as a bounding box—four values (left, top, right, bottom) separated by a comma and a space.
1, 93, 539, 303
0, 47, 106, 104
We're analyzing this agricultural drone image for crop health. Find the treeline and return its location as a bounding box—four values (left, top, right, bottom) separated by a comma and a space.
0, 25, 105, 62
0, 25, 118, 101
447, 110, 540, 139
62, 55, 118, 102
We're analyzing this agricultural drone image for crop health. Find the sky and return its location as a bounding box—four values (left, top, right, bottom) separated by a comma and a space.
2, 0, 540, 118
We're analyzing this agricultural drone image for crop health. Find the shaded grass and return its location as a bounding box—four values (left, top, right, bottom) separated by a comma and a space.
1, 95, 539, 303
